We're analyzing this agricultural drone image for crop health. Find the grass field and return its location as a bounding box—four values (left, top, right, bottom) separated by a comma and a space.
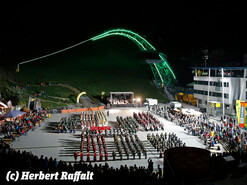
15, 37, 169, 104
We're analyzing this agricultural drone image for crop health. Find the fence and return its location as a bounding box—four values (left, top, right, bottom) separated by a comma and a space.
61, 106, 105, 114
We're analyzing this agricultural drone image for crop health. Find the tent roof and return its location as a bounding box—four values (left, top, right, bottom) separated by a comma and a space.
186, 82, 195, 87
0, 110, 26, 118
0, 102, 8, 108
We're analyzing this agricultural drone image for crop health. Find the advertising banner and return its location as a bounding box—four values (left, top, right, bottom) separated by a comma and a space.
216, 103, 221, 108
236, 100, 241, 124
245, 103, 247, 130
240, 102, 245, 128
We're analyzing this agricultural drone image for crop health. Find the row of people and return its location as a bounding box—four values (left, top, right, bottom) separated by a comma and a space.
113, 133, 124, 160
84, 127, 124, 138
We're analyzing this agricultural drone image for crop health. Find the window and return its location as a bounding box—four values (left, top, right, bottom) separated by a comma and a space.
210, 69, 225, 77
195, 80, 208, 85
215, 82, 222, 87
216, 69, 222, 77
231, 70, 244, 78
210, 69, 216, 77
194, 90, 208, 95
208, 92, 229, 99
210, 81, 229, 87
224, 94, 229, 99
209, 91, 222, 97
225, 104, 230, 110
224, 82, 229, 87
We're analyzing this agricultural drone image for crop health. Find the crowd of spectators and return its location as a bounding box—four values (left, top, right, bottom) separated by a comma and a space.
162, 106, 247, 157
0, 111, 43, 140
1, 140, 246, 185
0, 142, 163, 185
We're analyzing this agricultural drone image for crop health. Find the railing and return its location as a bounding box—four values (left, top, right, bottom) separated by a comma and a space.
61, 106, 104, 113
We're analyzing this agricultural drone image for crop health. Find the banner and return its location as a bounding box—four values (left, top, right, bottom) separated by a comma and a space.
245, 103, 247, 130
240, 102, 245, 128
216, 103, 221, 108
236, 100, 241, 124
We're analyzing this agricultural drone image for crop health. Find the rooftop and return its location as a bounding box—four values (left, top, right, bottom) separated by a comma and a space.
191, 67, 247, 70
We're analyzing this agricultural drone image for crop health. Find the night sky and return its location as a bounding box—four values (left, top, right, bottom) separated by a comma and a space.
0, 1, 246, 68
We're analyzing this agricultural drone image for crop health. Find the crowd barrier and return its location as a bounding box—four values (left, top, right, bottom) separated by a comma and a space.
61, 106, 105, 114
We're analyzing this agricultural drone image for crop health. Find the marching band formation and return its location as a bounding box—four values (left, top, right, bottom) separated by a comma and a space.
80, 131, 108, 162
116, 116, 139, 134
76, 111, 169, 162
147, 133, 186, 155
80, 110, 108, 128
113, 134, 147, 160
57, 110, 108, 133
57, 117, 77, 133
133, 112, 164, 131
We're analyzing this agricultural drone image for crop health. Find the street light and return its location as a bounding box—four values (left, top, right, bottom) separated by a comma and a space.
136, 97, 141, 103
202, 49, 208, 67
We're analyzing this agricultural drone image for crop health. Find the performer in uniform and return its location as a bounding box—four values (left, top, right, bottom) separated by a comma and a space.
80, 152, 83, 161
93, 152, 97, 162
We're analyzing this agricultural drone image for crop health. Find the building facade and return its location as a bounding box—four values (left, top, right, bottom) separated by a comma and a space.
192, 67, 247, 116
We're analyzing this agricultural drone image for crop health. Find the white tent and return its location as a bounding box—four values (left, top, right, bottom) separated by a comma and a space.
181, 108, 202, 116
0, 102, 8, 109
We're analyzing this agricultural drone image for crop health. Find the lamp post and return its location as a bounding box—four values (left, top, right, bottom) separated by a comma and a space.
202, 49, 208, 67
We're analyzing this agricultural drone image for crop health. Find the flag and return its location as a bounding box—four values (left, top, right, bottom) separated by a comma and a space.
236, 100, 244, 124
245, 103, 247, 130
240, 102, 245, 128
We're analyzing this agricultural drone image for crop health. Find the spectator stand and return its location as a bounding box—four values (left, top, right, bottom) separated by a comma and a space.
161, 105, 247, 156
0, 109, 45, 144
